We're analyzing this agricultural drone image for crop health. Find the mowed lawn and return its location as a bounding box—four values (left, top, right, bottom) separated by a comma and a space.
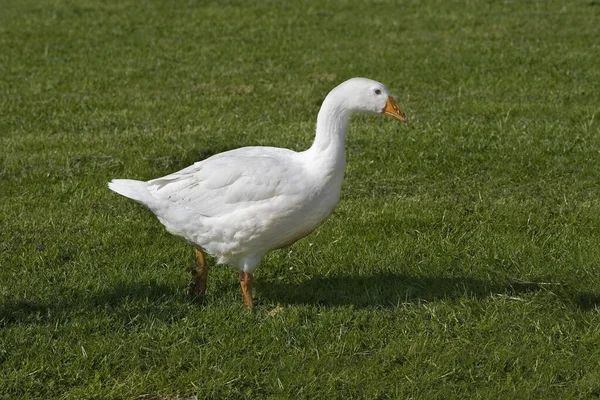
1, 0, 600, 398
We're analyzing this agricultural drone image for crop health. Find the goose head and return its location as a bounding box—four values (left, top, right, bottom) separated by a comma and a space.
332, 77, 408, 123
312, 77, 408, 154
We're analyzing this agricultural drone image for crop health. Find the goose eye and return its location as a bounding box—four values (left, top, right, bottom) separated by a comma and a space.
374, 89, 382, 95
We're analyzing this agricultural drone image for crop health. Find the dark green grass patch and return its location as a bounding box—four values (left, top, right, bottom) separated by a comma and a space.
1, 0, 600, 398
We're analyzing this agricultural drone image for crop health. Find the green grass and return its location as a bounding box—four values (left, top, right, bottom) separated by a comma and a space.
1, 0, 600, 398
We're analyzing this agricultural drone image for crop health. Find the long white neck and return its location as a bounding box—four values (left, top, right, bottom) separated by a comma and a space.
305, 91, 351, 173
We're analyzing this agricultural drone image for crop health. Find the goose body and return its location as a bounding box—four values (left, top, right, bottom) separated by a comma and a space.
109, 77, 407, 307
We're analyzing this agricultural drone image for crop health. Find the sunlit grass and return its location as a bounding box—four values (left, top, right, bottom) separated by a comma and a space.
1, 0, 600, 398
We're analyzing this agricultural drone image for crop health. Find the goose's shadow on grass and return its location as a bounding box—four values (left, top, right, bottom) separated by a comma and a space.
2, 274, 600, 326
257, 273, 600, 311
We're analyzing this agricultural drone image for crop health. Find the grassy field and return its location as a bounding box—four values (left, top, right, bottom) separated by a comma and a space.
1, 0, 600, 398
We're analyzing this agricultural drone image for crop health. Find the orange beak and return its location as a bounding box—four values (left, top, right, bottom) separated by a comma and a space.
383, 96, 408, 123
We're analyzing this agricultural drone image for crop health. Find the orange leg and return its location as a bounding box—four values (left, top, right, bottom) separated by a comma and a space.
239, 271, 254, 308
188, 248, 208, 296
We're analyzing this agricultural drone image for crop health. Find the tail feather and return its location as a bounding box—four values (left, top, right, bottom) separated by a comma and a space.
108, 178, 193, 239
108, 179, 154, 205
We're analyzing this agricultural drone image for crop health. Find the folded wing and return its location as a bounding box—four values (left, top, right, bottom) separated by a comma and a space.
147, 149, 302, 218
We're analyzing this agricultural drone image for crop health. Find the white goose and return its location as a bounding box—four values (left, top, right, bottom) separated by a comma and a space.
108, 77, 407, 307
